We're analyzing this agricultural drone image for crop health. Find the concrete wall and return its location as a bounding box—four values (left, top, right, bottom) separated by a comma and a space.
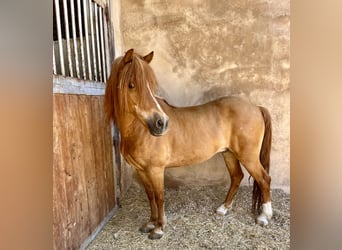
119, 0, 290, 191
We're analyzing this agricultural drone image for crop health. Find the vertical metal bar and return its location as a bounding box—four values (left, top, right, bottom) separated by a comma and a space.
95, 5, 102, 82
99, 8, 106, 81
83, 0, 92, 80
77, 0, 86, 80
70, 0, 80, 78
89, 0, 98, 81
103, 8, 111, 78
54, 0, 65, 76
62, 0, 73, 77
53, 43, 57, 74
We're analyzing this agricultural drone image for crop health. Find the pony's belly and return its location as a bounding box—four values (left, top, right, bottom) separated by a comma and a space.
166, 147, 226, 168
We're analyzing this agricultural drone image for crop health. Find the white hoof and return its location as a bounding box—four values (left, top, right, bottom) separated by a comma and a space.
256, 214, 269, 226
148, 228, 164, 240
256, 202, 273, 226
216, 204, 231, 216
139, 221, 155, 233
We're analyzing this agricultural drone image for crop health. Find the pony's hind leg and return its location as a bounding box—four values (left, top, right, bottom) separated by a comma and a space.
216, 151, 244, 215
136, 170, 157, 233
241, 159, 272, 226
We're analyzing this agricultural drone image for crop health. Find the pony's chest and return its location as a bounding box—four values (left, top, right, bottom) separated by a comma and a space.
121, 139, 167, 168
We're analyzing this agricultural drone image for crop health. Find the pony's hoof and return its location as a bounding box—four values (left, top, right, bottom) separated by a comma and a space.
256, 214, 269, 226
148, 228, 163, 240
139, 222, 155, 233
216, 204, 229, 216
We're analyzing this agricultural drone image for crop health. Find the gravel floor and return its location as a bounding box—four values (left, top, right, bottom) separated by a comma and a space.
87, 183, 290, 249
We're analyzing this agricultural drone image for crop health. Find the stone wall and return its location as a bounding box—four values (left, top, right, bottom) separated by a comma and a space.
119, 0, 290, 191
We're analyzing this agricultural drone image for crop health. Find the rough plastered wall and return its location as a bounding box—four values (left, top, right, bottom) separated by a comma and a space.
120, 0, 290, 191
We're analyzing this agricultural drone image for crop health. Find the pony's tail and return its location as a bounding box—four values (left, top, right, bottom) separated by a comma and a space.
252, 106, 272, 214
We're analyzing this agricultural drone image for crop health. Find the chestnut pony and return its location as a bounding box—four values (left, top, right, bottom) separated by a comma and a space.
105, 49, 273, 240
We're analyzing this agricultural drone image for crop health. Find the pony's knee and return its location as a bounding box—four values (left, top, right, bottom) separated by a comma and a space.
155, 192, 165, 204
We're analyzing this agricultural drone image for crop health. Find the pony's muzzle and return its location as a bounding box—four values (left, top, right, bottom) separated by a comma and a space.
147, 113, 169, 136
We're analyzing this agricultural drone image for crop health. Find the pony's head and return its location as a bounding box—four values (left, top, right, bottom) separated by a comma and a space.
105, 49, 169, 136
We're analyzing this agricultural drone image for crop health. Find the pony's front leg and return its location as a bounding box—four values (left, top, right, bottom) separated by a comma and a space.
147, 167, 166, 240
136, 170, 158, 233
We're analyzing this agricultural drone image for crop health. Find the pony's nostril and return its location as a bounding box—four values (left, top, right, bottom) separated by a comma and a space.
156, 119, 164, 129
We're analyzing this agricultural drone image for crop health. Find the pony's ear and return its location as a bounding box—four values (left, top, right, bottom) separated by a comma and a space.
143, 51, 154, 63
123, 48, 134, 64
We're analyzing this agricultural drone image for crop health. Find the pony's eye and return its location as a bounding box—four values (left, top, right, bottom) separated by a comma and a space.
128, 82, 135, 89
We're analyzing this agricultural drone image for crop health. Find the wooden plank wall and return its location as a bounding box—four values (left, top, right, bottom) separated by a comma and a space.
53, 93, 115, 250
